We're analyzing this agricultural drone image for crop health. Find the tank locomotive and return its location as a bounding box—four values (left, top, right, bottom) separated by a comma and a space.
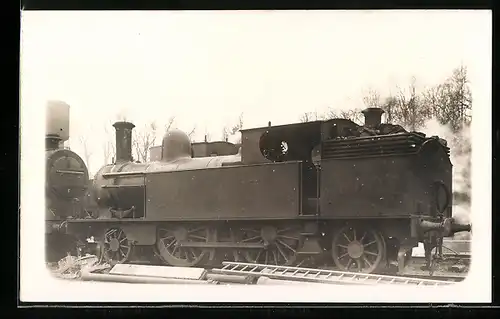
45, 101, 90, 262
66, 107, 471, 273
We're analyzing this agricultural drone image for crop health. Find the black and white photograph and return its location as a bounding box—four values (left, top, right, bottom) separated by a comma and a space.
19, 10, 491, 303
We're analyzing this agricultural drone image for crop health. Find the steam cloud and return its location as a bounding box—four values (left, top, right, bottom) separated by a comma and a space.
422, 119, 471, 239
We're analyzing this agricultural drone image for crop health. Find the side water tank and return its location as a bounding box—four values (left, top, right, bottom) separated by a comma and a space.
46, 100, 70, 142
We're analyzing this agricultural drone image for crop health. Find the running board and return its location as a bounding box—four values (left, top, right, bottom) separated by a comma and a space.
212, 262, 458, 287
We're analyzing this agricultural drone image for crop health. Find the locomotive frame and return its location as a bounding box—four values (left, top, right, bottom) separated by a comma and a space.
63, 107, 471, 274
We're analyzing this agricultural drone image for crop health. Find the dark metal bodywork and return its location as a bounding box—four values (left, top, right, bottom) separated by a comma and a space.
319, 133, 452, 219
45, 148, 89, 228
88, 117, 453, 223
67, 109, 468, 258
146, 161, 301, 220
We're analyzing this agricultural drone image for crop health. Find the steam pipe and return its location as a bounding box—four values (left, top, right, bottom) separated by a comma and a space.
113, 121, 135, 163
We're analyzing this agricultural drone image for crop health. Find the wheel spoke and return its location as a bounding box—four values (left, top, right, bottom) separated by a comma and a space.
359, 232, 367, 243
343, 232, 351, 242
364, 240, 377, 247
332, 226, 385, 274
365, 250, 378, 256
346, 258, 353, 269
254, 250, 262, 262
363, 256, 372, 268
241, 226, 301, 266
276, 239, 296, 252
278, 235, 299, 241
272, 250, 279, 265
275, 242, 289, 262
105, 229, 116, 237
165, 239, 177, 250
241, 235, 260, 242
156, 226, 212, 267
277, 227, 292, 234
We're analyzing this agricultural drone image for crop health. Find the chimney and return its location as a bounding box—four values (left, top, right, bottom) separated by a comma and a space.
113, 121, 135, 163
46, 134, 62, 150
361, 107, 385, 128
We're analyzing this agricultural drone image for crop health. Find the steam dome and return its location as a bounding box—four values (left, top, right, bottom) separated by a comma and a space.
161, 129, 192, 161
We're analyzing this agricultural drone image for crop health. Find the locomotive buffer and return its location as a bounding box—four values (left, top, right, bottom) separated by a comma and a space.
212, 262, 460, 287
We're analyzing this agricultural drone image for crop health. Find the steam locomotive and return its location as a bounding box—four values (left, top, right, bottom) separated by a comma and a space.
45, 101, 90, 262
63, 107, 471, 274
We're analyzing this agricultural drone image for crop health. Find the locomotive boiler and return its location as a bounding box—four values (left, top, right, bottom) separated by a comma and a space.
45, 101, 89, 262
66, 107, 471, 274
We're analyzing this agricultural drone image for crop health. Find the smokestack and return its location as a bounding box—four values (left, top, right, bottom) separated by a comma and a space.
46, 135, 62, 150
113, 121, 135, 163
362, 107, 385, 128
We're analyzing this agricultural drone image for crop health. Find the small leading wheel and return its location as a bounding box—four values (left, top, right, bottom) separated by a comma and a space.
100, 227, 132, 265
331, 225, 385, 273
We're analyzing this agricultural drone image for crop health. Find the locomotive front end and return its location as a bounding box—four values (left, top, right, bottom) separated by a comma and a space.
91, 121, 149, 219
45, 100, 90, 261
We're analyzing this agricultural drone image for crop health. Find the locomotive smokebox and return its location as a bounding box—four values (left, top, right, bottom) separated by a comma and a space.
113, 121, 135, 163
362, 107, 385, 128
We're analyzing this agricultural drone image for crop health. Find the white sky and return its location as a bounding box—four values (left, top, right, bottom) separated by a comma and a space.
20, 10, 491, 175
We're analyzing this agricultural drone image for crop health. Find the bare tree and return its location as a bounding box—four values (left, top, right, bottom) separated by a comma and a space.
389, 77, 432, 131
102, 121, 115, 165
362, 88, 381, 108
423, 65, 472, 132
380, 95, 398, 124
78, 135, 93, 173
133, 121, 157, 163
187, 126, 197, 140
422, 66, 472, 206
326, 108, 364, 125
162, 115, 196, 141
164, 116, 176, 133
299, 112, 313, 123
221, 113, 244, 141
221, 127, 230, 142
299, 111, 326, 123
